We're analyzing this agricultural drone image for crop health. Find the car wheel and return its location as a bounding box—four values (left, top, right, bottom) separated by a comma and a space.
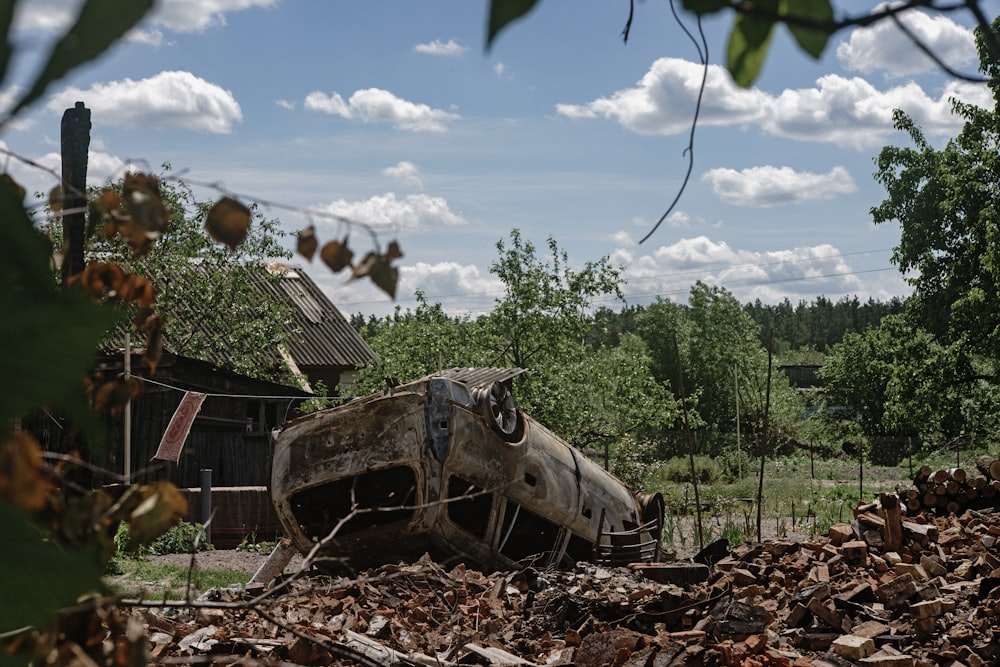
478, 381, 523, 442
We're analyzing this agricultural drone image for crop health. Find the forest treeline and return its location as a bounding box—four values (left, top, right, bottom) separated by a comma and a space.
572, 295, 907, 358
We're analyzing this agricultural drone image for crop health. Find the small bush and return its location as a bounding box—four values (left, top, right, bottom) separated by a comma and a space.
611, 437, 661, 489
658, 455, 722, 485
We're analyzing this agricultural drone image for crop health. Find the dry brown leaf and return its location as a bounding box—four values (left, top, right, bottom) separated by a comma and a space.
143, 313, 164, 375
1, 173, 26, 200
123, 172, 169, 241
125, 482, 189, 550
369, 256, 399, 299
93, 377, 142, 415
386, 239, 404, 260
49, 185, 63, 213
349, 251, 377, 280
0, 432, 54, 511
205, 196, 251, 250
321, 237, 354, 273
297, 225, 318, 262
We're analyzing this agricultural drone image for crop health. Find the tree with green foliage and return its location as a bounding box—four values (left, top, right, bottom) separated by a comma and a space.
354, 291, 493, 394
482, 229, 623, 370
637, 283, 802, 463
872, 19, 1000, 362
82, 173, 296, 383
818, 314, 981, 463
357, 230, 676, 468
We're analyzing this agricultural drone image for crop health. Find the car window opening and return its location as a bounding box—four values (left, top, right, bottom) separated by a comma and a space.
447, 476, 493, 539
289, 466, 417, 541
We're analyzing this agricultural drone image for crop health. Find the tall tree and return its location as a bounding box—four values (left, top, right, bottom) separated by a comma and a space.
819, 314, 983, 461
872, 19, 1000, 362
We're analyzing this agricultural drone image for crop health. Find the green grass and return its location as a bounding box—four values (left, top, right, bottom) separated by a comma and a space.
106, 560, 249, 599
648, 451, 960, 551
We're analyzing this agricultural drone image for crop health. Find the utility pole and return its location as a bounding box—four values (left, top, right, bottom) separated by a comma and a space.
60, 101, 90, 283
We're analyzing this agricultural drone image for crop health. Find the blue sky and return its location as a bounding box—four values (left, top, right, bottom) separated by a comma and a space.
2, 1, 995, 319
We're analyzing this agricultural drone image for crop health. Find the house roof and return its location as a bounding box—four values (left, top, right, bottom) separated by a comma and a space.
254, 264, 376, 370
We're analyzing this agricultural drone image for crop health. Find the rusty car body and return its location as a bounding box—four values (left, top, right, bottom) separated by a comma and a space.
271, 368, 664, 571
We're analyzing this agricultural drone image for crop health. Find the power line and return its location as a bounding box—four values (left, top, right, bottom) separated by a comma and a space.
336, 249, 900, 311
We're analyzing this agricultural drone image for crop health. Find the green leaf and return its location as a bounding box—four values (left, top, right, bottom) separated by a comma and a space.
681, 0, 731, 15
727, 10, 777, 87
486, 0, 539, 51
0, 0, 17, 87
0, 501, 103, 633
785, 0, 834, 59
0, 182, 116, 431
10, 0, 155, 117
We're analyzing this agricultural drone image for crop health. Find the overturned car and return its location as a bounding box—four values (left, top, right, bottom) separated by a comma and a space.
271, 368, 664, 571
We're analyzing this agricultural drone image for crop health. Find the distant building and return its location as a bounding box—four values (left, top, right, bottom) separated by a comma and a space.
778, 364, 824, 391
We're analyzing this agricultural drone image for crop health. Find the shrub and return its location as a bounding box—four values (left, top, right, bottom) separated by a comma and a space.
658, 455, 722, 485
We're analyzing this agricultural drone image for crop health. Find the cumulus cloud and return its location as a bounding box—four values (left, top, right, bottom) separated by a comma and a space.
702, 165, 857, 207
275, 99, 296, 110
313, 259, 503, 318
414, 38, 467, 56
557, 57, 988, 150
837, 7, 976, 78
46, 71, 242, 133
316, 193, 468, 230
381, 161, 423, 188
304, 88, 460, 132
557, 58, 768, 135
615, 236, 900, 304
7, 146, 126, 201
15, 0, 275, 35
148, 0, 278, 33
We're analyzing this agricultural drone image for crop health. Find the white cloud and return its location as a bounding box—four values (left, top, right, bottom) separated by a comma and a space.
275, 99, 296, 110
702, 165, 857, 207
150, 0, 277, 33
556, 57, 768, 135
316, 193, 468, 231
14, 0, 275, 34
381, 161, 423, 188
615, 237, 904, 304
313, 259, 503, 318
558, 57, 989, 150
611, 230, 634, 247
46, 71, 242, 133
414, 38, 467, 56
4, 146, 126, 204
837, 7, 976, 78
127, 28, 167, 47
494, 63, 506, 77
304, 88, 460, 133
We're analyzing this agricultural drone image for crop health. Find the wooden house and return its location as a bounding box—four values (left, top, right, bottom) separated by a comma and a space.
23, 266, 376, 546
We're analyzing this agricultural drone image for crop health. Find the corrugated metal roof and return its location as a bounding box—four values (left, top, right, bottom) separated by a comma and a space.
253, 265, 377, 369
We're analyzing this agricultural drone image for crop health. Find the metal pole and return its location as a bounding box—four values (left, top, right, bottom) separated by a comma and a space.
734, 365, 742, 479
200, 468, 212, 546
124, 332, 131, 483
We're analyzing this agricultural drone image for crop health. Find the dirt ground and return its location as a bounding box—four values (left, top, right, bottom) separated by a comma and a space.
141, 513, 815, 580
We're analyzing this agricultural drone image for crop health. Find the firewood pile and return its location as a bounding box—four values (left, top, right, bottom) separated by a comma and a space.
124, 494, 1000, 667
900, 455, 1000, 515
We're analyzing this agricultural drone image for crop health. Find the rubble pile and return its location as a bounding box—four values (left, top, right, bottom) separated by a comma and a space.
136, 498, 1000, 666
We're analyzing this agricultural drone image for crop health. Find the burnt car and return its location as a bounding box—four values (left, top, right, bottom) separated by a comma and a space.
271, 368, 664, 571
